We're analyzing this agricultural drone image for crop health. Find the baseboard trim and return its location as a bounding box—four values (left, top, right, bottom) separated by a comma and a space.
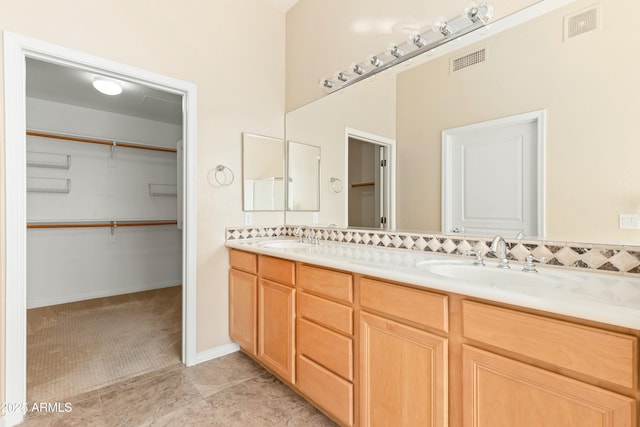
27, 281, 181, 309
195, 343, 240, 365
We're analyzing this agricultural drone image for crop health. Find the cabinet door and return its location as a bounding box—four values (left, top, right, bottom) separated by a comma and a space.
229, 269, 257, 354
258, 278, 295, 383
360, 312, 448, 427
463, 346, 636, 427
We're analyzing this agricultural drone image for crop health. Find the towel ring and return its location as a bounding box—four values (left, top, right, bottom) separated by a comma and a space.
208, 164, 234, 187
329, 177, 343, 193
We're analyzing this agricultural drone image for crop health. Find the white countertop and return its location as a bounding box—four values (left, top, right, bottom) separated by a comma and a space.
226, 238, 640, 330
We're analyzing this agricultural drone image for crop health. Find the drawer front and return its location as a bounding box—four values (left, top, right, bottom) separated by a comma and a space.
462, 301, 638, 389
298, 318, 353, 381
229, 249, 257, 274
258, 255, 295, 286
360, 278, 449, 333
297, 355, 353, 426
299, 264, 353, 303
298, 292, 353, 335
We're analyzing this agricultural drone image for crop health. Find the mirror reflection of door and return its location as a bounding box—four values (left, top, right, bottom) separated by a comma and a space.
347, 136, 390, 229
442, 110, 544, 236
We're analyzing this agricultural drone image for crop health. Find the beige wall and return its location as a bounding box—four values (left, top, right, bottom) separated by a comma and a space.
285, 71, 396, 227
397, 0, 640, 243
285, 0, 540, 111
1, 0, 285, 404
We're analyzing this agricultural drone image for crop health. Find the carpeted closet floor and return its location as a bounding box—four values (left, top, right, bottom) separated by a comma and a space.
26, 286, 182, 403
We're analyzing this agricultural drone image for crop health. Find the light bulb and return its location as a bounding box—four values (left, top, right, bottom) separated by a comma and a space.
350, 63, 365, 75
434, 21, 452, 36
410, 33, 428, 48
368, 55, 384, 67
335, 72, 349, 82
319, 79, 334, 90
92, 78, 122, 96
387, 45, 405, 59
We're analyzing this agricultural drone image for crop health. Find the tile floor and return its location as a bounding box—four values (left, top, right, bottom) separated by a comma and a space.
20, 351, 337, 426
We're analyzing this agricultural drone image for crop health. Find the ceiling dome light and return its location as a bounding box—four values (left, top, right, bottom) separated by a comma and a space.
92, 78, 123, 96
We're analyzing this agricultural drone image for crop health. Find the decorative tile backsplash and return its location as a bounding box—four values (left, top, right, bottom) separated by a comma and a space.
226, 225, 640, 276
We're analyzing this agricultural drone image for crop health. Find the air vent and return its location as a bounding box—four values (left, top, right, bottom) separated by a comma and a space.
565, 4, 600, 40
451, 48, 486, 73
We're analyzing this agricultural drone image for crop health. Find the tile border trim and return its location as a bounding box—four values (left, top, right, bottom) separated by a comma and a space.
225, 226, 640, 276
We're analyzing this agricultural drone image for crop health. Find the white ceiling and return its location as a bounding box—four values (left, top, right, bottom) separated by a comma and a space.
26, 58, 183, 126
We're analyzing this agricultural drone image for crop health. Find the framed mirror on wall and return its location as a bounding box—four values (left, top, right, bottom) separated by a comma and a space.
284, 0, 640, 245
286, 141, 320, 211
242, 133, 285, 211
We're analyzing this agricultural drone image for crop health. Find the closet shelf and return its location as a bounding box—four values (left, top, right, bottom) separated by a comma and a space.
27, 130, 178, 153
149, 183, 178, 197
27, 220, 178, 229
27, 177, 70, 193
27, 151, 71, 169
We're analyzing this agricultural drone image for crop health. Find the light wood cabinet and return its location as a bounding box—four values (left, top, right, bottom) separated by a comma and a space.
228, 268, 257, 354
297, 264, 355, 426
229, 250, 296, 384
228, 249, 639, 427
463, 345, 636, 427
462, 300, 637, 389
258, 277, 296, 383
229, 249, 259, 355
359, 311, 448, 427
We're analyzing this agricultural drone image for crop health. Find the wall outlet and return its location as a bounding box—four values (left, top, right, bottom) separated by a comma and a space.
244, 212, 252, 225
312, 212, 318, 224
619, 214, 640, 229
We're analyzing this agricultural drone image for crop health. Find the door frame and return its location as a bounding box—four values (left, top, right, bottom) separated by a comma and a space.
3, 31, 198, 425
345, 127, 396, 229
441, 109, 545, 236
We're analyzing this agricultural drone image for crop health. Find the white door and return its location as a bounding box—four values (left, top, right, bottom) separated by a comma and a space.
442, 111, 544, 237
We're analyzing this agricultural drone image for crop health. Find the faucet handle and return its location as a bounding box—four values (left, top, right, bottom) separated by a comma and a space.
465, 250, 485, 266
522, 255, 546, 273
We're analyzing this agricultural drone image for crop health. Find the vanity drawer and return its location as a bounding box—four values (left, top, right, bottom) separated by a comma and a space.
298, 318, 353, 381
298, 264, 353, 304
298, 292, 353, 335
258, 255, 295, 286
462, 300, 638, 389
229, 249, 257, 274
297, 355, 353, 426
360, 278, 449, 333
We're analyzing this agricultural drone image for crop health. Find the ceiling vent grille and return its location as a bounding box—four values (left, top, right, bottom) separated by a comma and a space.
565, 4, 600, 40
451, 48, 486, 73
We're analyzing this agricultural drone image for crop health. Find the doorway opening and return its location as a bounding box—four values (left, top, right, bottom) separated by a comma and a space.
25, 57, 184, 402
345, 129, 396, 229
4, 32, 198, 426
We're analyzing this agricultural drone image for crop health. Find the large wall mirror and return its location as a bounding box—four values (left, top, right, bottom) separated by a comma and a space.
285, 0, 640, 245
242, 133, 285, 211
287, 141, 320, 211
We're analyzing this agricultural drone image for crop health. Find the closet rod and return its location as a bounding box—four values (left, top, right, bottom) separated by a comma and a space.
27, 220, 177, 229
27, 131, 178, 153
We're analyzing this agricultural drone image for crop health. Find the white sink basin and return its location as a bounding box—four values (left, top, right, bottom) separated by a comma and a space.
415, 259, 467, 268
426, 264, 583, 288
257, 240, 312, 249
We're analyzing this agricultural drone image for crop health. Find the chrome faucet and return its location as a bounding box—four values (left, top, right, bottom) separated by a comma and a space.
294, 225, 307, 242
490, 235, 510, 269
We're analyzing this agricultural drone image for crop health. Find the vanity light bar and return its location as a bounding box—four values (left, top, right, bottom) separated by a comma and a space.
321, 3, 494, 93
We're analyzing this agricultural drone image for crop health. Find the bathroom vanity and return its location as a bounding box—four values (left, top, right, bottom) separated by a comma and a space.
226, 237, 639, 427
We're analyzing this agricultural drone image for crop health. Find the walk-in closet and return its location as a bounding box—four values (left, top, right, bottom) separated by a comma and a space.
25, 58, 184, 402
